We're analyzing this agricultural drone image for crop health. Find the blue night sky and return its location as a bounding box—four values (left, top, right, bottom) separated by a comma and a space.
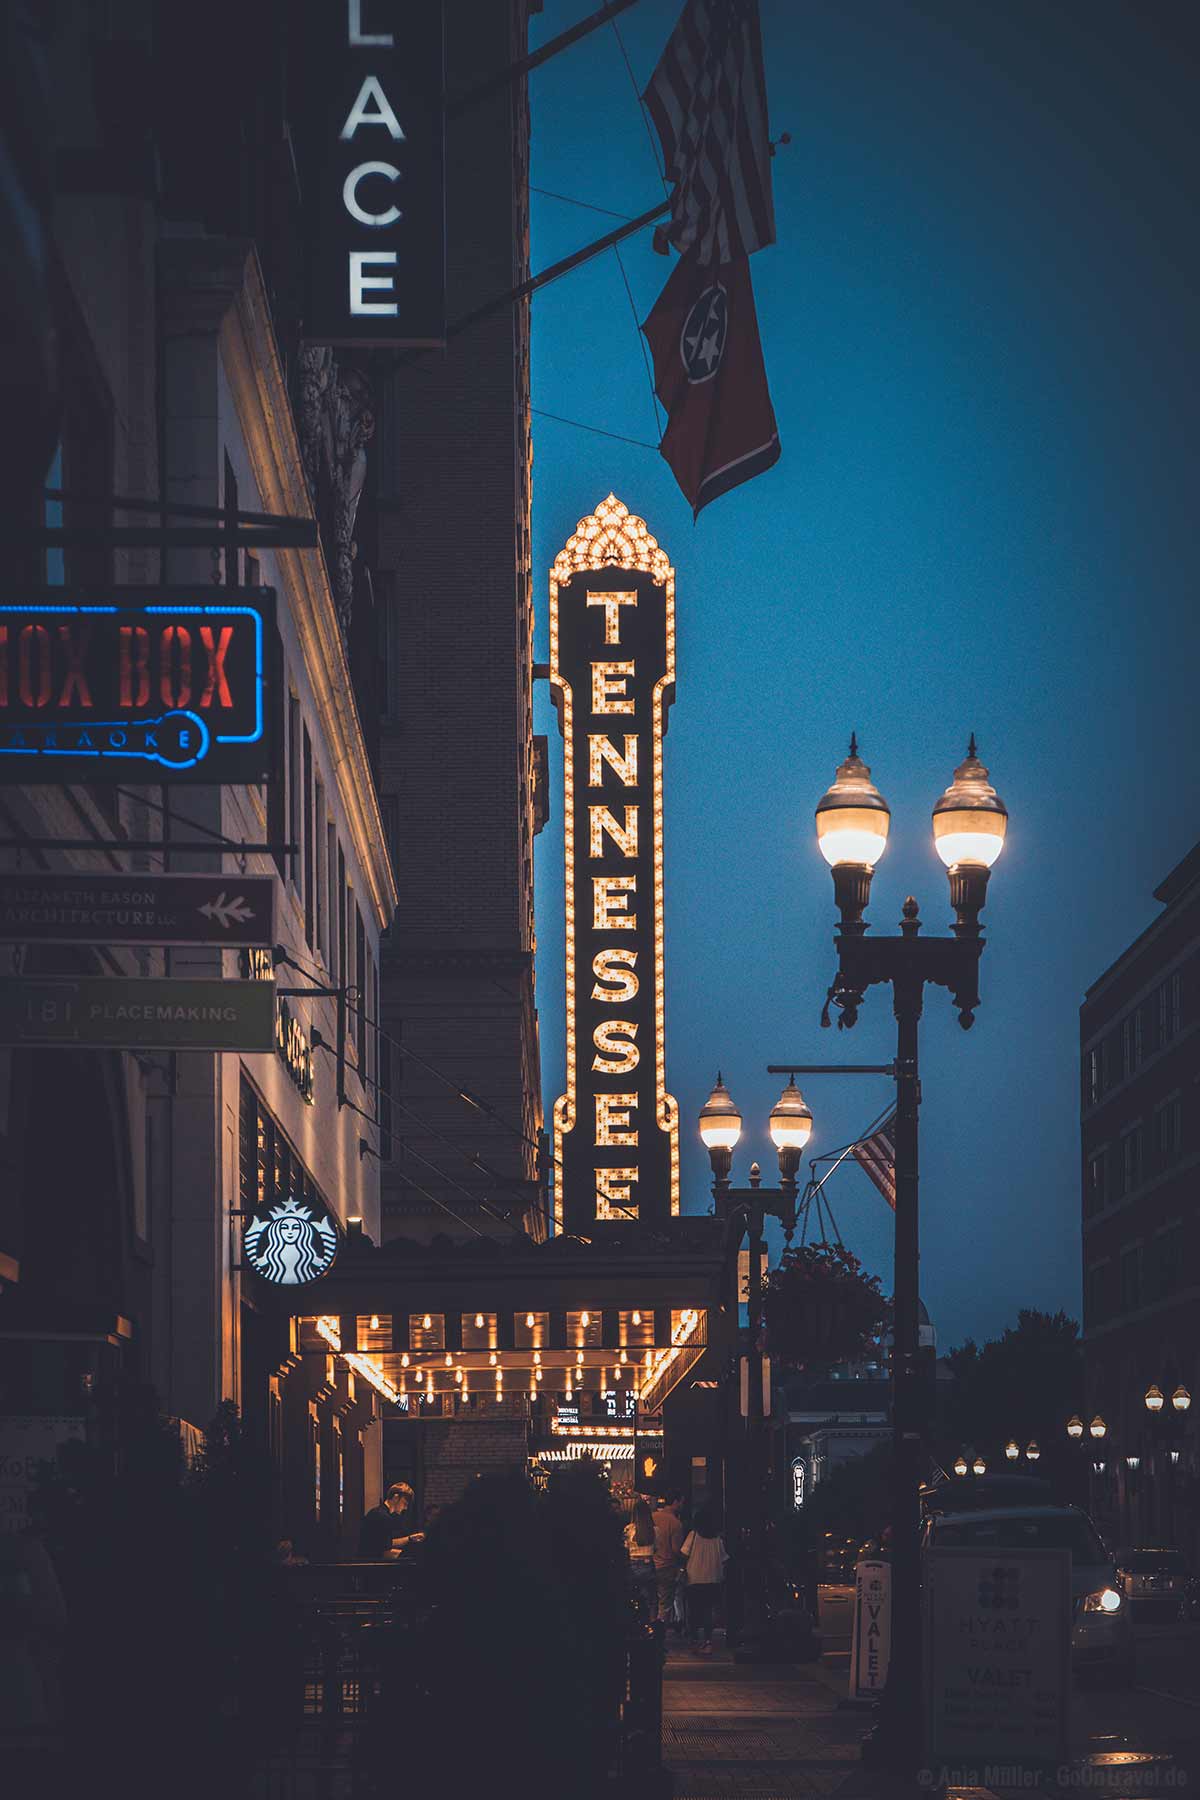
526, 0, 1200, 1351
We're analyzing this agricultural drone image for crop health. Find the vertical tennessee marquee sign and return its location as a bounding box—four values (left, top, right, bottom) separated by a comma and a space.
550, 496, 680, 1234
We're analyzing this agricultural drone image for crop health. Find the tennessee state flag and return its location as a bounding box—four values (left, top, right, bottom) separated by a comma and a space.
641, 250, 780, 517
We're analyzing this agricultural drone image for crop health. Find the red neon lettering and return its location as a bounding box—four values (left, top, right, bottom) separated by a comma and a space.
56, 625, 93, 708
198, 626, 235, 708
120, 627, 150, 708
18, 625, 52, 709
159, 626, 192, 708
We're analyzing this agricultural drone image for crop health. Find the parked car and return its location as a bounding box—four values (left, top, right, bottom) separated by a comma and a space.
922, 1505, 1135, 1686
1114, 1547, 1197, 1617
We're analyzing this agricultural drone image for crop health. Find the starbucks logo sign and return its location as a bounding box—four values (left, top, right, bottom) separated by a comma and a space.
244, 1195, 338, 1285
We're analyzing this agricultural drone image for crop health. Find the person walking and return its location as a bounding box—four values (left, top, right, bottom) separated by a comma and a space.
651, 1492, 686, 1628
358, 1482, 423, 1559
624, 1498, 657, 1620
681, 1504, 728, 1656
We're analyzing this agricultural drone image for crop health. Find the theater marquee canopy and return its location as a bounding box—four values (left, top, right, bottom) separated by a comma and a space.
549, 496, 680, 1236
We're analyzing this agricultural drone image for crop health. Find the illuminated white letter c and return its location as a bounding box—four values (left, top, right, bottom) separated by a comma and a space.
343, 162, 402, 227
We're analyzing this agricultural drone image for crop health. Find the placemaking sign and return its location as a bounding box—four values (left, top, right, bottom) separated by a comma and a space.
298, 0, 445, 345
549, 496, 680, 1234
0, 589, 273, 785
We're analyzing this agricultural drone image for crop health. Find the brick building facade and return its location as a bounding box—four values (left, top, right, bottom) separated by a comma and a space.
371, 0, 546, 1246
1081, 842, 1200, 1551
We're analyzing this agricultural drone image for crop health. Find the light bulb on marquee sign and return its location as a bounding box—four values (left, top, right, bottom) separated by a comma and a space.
549, 497, 680, 1233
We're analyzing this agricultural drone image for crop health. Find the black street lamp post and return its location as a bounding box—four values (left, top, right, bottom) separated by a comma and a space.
699, 1074, 809, 1659
813, 736, 1008, 1779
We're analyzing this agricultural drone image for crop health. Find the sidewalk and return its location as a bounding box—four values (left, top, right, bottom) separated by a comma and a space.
660, 1630, 896, 1799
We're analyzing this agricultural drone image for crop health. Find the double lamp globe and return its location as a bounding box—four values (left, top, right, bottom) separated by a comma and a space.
699, 736, 1009, 1170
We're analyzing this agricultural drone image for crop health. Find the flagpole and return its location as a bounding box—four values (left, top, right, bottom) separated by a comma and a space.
448, 0, 645, 117
446, 199, 671, 341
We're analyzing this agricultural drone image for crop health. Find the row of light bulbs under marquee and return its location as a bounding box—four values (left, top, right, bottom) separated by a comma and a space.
302, 1308, 707, 1412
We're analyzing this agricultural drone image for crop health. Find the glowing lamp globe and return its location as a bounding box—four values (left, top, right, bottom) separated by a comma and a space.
768, 1077, 813, 1153
698, 1073, 742, 1152
1089, 1415, 1107, 1440
1145, 1384, 1164, 1414
815, 736, 890, 869
932, 737, 1008, 869
1173, 1386, 1191, 1414
1025, 1440, 1040, 1462
1005, 1439, 1019, 1461
972, 1456, 986, 1476
1067, 1415, 1084, 1440
953, 1455, 968, 1477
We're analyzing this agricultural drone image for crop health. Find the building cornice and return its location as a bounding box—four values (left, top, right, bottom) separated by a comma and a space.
210, 242, 397, 929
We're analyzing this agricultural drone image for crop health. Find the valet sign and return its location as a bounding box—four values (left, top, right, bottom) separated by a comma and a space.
550, 497, 680, 1233
299, 0, 445, 346
0, 589, 273, 785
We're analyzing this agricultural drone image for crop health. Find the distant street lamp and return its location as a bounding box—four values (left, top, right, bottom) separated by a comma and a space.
699, 1073, 809, 1659
972, 1455, 986, 1476
1173, 1386, 1191, 1415
1005, 1440, 1019, 1461
1066, 1416, 1084, 1440
1089, 1416, 1107, 1440
1145, 1384, 1165, 1414
953, 1455, 968, 1477
816, 736, 1007, 1778
1025, 1440, 1040, 1462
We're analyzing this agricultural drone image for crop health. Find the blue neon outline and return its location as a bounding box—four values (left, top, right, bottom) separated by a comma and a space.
0, 710, 212, 771
145, 606, 264, 745
1, 600, 265, 751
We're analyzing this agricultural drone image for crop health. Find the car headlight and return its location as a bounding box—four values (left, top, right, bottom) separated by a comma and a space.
1082, 1587, 1123, 1613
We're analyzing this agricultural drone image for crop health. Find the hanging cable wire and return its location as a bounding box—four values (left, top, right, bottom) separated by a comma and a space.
610, 15, 669, 195
531, 186, 635, 221
612, 242, 664, 436
531, 408, 657, 450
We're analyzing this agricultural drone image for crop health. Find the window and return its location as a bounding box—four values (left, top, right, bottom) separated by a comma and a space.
1158, 972, 1182, 1047
288, 694, 302, 895
1120, 1125, 1143, 1196
1085, 1261, 1109, 1327
356, 906, 367, 1074
1085, 1150, 1108, 1219
1153, 1096, 1182, 1169
303, 725, 314, 947
1121, 1010, 1143, 1079
1153, 1221, 1184, 1301
338, 846, 348, 1000
327, 823, 339, 980
1085, 1047, 1102, 1108
1119, 1244, 1142, 1314
315, 781, 327, 965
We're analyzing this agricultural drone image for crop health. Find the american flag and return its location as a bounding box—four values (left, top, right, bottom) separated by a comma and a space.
853, 1111, 897, 1211
644, 0, 776, 266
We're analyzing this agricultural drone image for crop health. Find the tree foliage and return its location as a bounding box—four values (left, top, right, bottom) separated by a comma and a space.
943, 1308, 1083, 1462
763, 1241, 889, 1370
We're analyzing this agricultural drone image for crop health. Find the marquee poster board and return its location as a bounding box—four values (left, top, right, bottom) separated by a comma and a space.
549, 496, 680, 1234
0, 588, 274, 785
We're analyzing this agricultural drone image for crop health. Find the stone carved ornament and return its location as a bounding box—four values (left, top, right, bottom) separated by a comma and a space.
297, 344, 375, 640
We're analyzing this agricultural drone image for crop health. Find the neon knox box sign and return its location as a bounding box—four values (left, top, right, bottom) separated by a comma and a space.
0, 589, 274, 785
